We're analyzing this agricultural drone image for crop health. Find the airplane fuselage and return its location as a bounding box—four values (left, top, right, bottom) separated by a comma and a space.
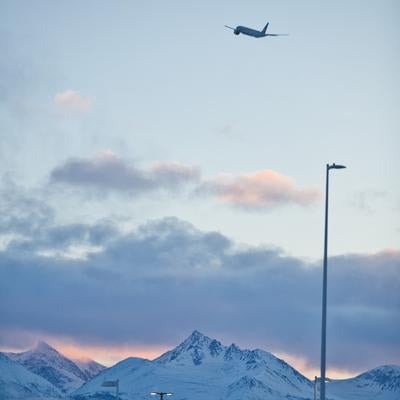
234, 26, 265, 38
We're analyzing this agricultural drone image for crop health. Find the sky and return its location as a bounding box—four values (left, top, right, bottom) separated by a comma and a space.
0, 0, 399, 379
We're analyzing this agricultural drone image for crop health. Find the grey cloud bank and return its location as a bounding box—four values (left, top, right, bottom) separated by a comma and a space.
0, 187, 398, 373
50, 152, 200, 195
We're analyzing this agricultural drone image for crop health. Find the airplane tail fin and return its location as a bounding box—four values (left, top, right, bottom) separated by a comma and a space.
261, 22, 269, 34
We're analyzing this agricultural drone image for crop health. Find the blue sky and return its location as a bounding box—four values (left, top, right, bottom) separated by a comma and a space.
0, 0, 399, 377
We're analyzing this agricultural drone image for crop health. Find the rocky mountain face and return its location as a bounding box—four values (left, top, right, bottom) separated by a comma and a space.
72, 358, 106, 381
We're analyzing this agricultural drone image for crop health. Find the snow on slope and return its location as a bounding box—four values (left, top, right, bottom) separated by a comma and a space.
327, 365, 400, 400
6, 341, 87, 393
73, 330, 313, 400
155, 330, 312, 396
73, 357, 154, 399
72, 358, 106, 381
0, 353, 62, 399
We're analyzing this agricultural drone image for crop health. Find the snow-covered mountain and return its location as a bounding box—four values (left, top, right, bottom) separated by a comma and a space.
72, 331, 400, 400
73, 330, 313, 400
72, 358, 106, 381
327, 365, 400, 400
2, 332, 399, 400
0, 352, 62, 399
5, 341, 99, 394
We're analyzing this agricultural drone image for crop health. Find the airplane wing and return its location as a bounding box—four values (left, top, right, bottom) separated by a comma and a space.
224, 25, 235, 30
266, 33, 289, 36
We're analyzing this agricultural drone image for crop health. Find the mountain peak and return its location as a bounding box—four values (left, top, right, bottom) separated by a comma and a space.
34, 340, 57, 353
354, 364, 400, 391
175, 330, 215, 352
155, 330, 224, 365
185, 330, 210, 344
7, 341, 88, 393
224, 343, 242, 361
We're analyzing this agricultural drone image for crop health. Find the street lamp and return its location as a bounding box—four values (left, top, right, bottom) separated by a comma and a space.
150, 392, 173, 400
320, 163, 346, 400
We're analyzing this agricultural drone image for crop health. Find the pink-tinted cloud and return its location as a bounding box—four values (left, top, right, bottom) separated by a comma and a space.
51, 155, 320, 209
54, 90, 92, 114
203, 170, 321, 210
47, 339, 168, 367
274, 351, 359, 380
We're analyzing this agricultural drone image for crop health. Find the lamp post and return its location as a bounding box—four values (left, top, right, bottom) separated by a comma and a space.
150, 392, 173, 400
320, 163, 346, 400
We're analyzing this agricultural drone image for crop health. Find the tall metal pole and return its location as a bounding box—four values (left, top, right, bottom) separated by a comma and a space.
320, 164, 329, 400
319, 162, 346, 400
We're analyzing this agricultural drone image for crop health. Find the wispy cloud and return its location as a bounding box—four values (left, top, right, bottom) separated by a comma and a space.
54, 90, 93, 114
201, 170, 321, 210
50, 151, 200, 195
0, 178, 54, 237
350, 190, 386, 215
149, 161, 200, 187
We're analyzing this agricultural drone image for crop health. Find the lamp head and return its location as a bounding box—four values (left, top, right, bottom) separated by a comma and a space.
150, 393, 173, 397
329, 163, 346, 170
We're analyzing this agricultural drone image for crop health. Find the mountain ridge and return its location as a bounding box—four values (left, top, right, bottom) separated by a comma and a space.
73, 331, 400, 400
5, 341, 105, 394
1, 332, 398, 400
73, 330, 314, 400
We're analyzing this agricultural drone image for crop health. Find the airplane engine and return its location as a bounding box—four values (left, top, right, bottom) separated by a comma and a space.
234, 30, 240, 35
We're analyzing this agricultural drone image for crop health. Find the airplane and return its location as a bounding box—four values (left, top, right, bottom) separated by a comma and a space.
224, 22, 289, 38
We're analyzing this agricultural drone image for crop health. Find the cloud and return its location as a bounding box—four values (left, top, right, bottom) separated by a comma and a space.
0, 194, 398, 373
149, 161, 200, 187
0, 177, 54, 237
50, 154, 319, 211
49, 151, 200, 195
201, 170, 321, 210
0, 177, 118, 257
54, 90, 92, 114
350, 190, 386, 215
